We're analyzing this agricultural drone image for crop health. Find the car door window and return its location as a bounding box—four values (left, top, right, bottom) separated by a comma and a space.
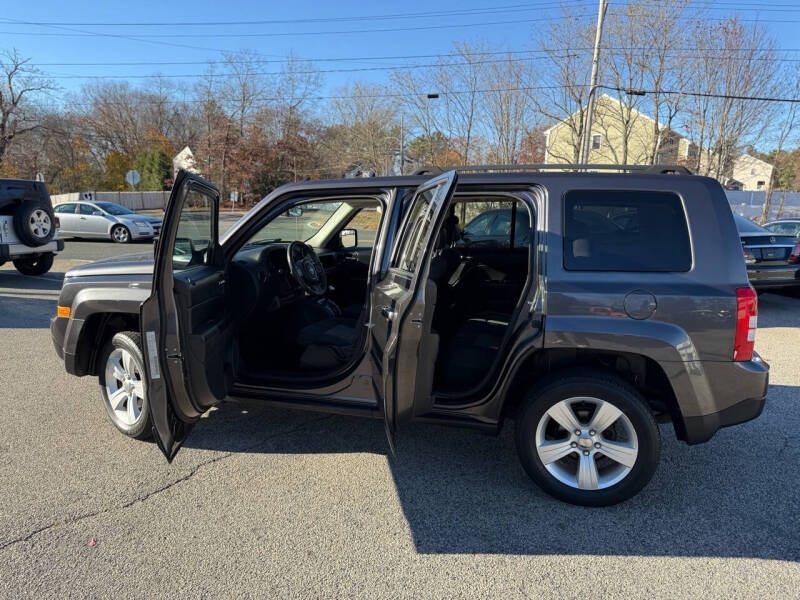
55, 203, 76, 214
78, 204, 97, 215
463, 212, 493, 237
173, 189, 214, 271
342, 207, 380, 248
393, 187, 438, 272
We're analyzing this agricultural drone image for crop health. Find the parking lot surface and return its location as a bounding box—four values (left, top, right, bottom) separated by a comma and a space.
0, 237, 798, 599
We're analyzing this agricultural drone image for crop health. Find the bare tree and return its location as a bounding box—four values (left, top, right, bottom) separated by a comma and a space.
325, 82, 399, 175
533, 11, 594, 163
0, 49, 55, 169
484, 54, 537, 164
759, 71, 800, 222
684, 18, 780, 178
433, 42, 488, 165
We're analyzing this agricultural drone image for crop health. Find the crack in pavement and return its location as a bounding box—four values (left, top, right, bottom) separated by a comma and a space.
0, 414, 335, 551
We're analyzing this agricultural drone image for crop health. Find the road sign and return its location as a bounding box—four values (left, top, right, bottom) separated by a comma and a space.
125, 170, 141, 187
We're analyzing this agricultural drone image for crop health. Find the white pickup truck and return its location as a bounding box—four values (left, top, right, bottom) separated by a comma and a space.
0, 178, 64, 275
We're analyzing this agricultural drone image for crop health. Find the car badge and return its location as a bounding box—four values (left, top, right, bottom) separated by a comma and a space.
770, 236, 776, 244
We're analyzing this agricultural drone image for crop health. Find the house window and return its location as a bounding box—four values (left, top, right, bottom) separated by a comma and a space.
757, 181, 765, 190
591, 134, 602, 150
750, 168, 756, 175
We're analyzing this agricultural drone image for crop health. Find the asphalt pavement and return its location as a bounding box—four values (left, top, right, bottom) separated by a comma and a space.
0, 241, 798, 599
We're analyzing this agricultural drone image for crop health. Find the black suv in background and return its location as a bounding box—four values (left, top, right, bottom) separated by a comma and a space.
0, 178, 64, 275
51, 165, 768, 506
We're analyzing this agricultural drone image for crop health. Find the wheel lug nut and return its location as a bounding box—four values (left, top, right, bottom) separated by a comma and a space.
570, 442, 577, 448
574, 430, 581, 436
589, 430, 596, 436
583, 450, 590, 456
594, 442, 601, 449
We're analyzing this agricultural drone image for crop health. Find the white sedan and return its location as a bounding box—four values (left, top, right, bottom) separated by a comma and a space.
54, 201, 162, 243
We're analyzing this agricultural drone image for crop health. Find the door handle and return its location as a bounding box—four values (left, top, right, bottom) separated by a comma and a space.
380, 306, 397, 320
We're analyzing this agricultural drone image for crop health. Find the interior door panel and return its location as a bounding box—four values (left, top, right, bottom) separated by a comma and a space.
173, 266, 235, 402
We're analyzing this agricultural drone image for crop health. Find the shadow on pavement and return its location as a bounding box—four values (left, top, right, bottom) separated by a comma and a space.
182, 382, 800, 562
756, 291, 800, 328
0, 271, 64, 328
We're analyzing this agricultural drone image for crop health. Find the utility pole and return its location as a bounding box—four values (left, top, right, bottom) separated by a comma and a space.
580, 0, 609, 165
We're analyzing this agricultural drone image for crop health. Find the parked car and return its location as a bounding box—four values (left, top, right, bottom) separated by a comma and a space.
734, 213, 800, 289
0, 178, 64, 275
54, 200, 162, 243
461, 206, 531, 246
51, 166, 768, 506
763, 219, 800, 238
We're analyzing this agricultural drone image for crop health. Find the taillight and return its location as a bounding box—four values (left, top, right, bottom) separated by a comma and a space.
789, 239, 800, 263
734, 287, 757, 361
743, 246, 756, 265
54, 216, 60, 228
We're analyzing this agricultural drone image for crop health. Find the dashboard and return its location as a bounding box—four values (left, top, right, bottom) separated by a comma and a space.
228, 242, 346, 317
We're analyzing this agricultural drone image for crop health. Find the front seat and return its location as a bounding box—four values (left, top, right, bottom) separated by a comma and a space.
296, 312, 362, 370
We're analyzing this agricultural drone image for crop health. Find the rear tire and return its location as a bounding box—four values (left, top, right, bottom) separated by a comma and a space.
98, 331, 152, 440
111, 225, 131, 243
13, 201, 55, 246
515, 369, 661, 506
13, 253, 55, 276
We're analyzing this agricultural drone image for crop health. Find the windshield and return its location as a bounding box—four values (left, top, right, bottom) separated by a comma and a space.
95, 202, 135, 216
246, 202, 343, 245
733, 213, 768, 233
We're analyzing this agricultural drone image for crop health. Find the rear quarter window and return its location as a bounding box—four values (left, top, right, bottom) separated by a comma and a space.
563, 190, 691, 272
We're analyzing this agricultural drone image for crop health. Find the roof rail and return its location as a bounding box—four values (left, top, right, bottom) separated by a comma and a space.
412, 163, 693, 176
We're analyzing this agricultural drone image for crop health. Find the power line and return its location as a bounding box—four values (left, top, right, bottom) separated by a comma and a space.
604, 85, 800, 104
0, 14, 594, 39
36, 55, 578, 80
23, 46, 800, 68
0, 1, 590, 27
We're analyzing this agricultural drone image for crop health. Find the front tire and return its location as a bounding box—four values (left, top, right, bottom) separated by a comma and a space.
99, 331, 152, 439
13, 253, 55, 276
515, 369, 660, 506
111, 225, 131, 243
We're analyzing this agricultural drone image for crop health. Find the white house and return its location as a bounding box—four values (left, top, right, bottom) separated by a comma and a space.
730, 154, 774, 192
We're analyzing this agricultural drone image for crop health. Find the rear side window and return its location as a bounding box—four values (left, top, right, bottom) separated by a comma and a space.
564, 190, 691, 272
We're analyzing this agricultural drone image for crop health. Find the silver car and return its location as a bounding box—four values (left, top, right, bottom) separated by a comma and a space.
54, 201, 162, 243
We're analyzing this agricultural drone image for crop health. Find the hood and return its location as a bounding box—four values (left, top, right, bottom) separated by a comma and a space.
65, 252, 154, 278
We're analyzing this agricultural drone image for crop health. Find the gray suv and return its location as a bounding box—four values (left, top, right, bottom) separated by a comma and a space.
51, 165, 769, 506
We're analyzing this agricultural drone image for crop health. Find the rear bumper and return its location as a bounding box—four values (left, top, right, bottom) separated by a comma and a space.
747, 263, 800, 288
679, 355, 769, 444
0, 238, 64, 260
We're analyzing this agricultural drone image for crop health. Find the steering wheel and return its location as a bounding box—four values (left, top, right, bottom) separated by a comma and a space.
287, 241, 328, 296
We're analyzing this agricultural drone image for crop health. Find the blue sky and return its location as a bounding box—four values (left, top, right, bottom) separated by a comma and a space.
2, 1, 799, 101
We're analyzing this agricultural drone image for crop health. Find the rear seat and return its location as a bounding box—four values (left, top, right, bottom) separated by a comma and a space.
438, 311, 509, 390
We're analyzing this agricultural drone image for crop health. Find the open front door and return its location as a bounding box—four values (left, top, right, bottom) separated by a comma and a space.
370, 171, 458, 450
141, 170, 235, 461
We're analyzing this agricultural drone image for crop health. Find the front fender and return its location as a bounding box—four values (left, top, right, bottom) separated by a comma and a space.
63, 286, 150, 365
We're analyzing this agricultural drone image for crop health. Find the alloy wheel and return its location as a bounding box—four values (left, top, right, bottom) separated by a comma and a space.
113, 226, 129, 243
28, 209, 52, 239
535, 396, 639, 490
104, 347, 145, 426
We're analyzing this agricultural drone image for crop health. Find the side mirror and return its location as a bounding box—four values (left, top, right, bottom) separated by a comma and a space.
339, 228, 358, 249
287, 207, 303, 218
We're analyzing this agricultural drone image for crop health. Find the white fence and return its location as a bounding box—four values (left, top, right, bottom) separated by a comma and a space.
726, 190, 800, 221
51, 191, 170, 211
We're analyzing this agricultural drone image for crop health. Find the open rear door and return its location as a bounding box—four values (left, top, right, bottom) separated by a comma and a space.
141, 170, 235, 461
370, 171, 458, 450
